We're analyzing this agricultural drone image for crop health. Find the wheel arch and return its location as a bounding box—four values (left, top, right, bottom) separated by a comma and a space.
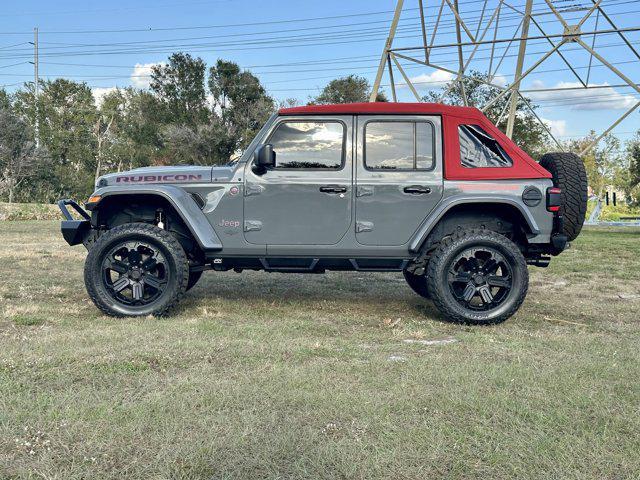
409, 197, 539, 253
90, 185, 222, 252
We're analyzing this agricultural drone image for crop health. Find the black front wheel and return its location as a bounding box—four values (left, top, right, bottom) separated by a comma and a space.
426, 229, 528, 325
84, 223, 189, 317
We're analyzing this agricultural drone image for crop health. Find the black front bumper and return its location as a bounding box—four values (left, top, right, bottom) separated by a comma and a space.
58, 199, 92, 246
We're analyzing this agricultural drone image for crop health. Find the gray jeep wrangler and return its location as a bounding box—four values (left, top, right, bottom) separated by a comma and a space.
59, 102, 587, 325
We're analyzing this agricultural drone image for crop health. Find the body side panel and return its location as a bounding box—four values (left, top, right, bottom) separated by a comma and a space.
409, 179, 555, 252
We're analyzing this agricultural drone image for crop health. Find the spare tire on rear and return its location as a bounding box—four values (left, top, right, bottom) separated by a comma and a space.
539, 152, 588, 241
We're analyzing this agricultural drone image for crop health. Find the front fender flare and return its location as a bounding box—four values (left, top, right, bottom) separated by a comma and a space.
90, 185, 223, 251
409, 195, 540, 253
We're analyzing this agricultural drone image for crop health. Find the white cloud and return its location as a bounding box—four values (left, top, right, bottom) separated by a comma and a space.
527, 80, 637, 111
401, 70, 454, 89
131, 62, 163, 88
92, 87, 117, 106
491, 74, 508, 88
540, 117, 567, 137
400, 71, 508, 92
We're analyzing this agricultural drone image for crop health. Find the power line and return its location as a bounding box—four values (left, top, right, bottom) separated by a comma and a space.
0, 5, 430, 35
14, 38, 634, 81
2, 1, 617, 56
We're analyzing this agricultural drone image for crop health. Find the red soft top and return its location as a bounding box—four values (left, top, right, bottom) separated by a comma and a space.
278, 102, 479, 117
277, 102, 552, 180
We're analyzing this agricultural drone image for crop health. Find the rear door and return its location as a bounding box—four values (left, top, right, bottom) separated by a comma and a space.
355, 114, 443, 246
243, 115, 353, 245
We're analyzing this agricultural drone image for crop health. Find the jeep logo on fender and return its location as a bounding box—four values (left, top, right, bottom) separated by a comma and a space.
116, 174, 202, 183
218, 219, 241, 228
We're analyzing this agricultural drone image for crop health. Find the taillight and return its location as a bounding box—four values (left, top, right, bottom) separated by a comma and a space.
547, 187, 561, 213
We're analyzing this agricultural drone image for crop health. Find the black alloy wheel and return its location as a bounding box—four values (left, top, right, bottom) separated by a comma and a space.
447, 246, 513, 311
426, 229, 528, 325
101, 241, 169, 306
84, 223, 189, 317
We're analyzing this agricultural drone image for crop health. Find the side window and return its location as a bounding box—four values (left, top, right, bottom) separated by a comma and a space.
365, 121, 434, 170
268, 121, 344, 169
459, 124, 513, 168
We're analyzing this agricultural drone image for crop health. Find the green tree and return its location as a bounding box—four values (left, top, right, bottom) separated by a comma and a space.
566, 132, 626, 198
99, 88, 163, 171
159, 122, 236, 166
209, 59, 275, 156
627, 132, 640, 188
0, 109, 47, 203
150, 53, 209, 126
425, 72, 548, 158
0, 89, 11, 111
311, 75, 388, 104
14, 79, 97, 201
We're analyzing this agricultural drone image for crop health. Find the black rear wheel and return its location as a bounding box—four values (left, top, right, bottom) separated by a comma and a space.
426, 229, 528, 325
84, 223, 189, 317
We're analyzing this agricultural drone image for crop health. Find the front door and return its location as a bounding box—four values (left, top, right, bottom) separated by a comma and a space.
355, 114, 443, 246
244, 115, 353, 245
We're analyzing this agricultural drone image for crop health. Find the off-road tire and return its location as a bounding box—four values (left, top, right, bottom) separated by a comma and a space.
187, 271, 203, 291
403, 270, 430, 299
539, 152, 588, 241
84, 223, 189, 317
426, 228, 528, 325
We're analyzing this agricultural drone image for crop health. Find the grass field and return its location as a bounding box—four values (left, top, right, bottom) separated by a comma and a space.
1, 221, 639, 479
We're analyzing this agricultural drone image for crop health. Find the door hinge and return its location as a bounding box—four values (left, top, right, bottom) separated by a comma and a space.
356, 221, 374, 233
356, 186, 374, 197
244, 220, 263, 232
245, 184, 265, 196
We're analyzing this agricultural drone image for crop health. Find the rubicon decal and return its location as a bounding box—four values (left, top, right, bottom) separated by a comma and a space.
116, 174, 203, 183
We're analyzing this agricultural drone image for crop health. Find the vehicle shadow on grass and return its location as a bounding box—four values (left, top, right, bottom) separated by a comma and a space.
183, 270, 445, 322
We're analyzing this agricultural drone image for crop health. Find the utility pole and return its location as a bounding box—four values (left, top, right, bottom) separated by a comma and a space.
34, 27, 39, 147
29, 28, 40, 147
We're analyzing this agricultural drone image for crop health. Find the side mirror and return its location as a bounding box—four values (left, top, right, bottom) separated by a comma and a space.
253, 144, 276, 174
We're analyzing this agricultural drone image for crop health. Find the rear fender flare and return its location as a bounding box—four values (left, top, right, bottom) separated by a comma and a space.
90, 185, 222, 251
409, 196, 539, 253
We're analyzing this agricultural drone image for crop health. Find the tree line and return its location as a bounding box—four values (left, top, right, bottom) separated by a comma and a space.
0, 52, 638, 204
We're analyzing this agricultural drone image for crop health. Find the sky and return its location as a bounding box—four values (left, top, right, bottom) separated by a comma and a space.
0, 0, 638, 143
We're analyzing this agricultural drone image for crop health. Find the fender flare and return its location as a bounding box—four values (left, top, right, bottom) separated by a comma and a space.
409, 195, 540, 253
90, 185, 223, 251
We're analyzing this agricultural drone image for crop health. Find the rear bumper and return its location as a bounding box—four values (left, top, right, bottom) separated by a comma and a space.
525, 214, 567, 266
58, 199, 92, 247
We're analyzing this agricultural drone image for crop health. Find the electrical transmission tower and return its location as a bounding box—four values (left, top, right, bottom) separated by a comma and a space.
370, 0, 640, 154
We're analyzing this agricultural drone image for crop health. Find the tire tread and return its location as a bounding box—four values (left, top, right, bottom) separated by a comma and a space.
539, 152, 588, 241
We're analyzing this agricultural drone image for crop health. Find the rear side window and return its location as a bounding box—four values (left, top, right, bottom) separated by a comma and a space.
365, 121, 435, 170
459, 124, 512, 168
268, 121, 344, 169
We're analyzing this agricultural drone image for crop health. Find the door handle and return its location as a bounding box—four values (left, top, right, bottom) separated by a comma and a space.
320, 185, 347, 194
403, 185, 431, 195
